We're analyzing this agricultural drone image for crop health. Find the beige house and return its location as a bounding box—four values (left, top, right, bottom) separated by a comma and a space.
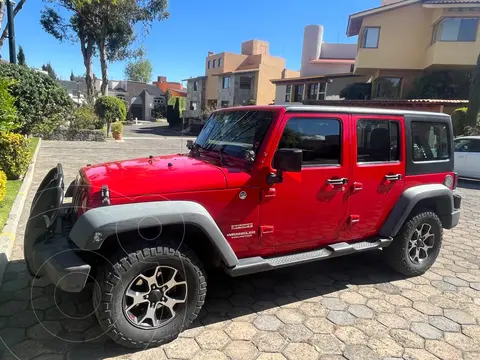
347, 0, 480, 99
185, 40, 297, 118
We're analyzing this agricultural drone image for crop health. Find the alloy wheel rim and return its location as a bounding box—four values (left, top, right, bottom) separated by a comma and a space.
123, 265, 187, 329
408, 223, 435, 264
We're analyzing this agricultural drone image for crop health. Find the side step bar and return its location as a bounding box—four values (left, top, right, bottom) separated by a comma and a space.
225, 237, 393, 277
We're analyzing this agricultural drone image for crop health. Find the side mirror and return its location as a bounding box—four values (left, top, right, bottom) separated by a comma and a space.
186, 140, 194, 150
268, 148, 302, 185
273, 148, 302, 172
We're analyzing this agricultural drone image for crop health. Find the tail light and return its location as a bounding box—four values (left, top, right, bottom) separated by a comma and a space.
453, 172, 458, 190
444, 173, 457, 190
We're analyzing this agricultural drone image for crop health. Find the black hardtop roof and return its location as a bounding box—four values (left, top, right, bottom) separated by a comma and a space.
283, 105, 450, 118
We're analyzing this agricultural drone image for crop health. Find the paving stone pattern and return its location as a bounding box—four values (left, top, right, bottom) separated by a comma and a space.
1, 140, 480, 360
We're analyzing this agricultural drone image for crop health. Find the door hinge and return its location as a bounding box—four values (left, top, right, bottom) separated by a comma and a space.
260, 225, 274, 236
349, 215, 360, 224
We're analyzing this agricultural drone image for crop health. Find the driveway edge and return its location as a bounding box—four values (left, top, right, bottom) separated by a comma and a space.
0, 138, 42, 284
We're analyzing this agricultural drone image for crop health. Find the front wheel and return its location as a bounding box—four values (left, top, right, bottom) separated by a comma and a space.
384, 211, 443, 276
93, 241, 207, 348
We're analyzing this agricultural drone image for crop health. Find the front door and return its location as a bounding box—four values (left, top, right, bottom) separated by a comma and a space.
259, 113, 351, 252
347, 115, 405, 240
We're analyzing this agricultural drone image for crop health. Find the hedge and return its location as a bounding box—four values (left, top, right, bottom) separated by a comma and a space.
452, 107, 468, 136
0, 132, 30, 180
0, 170, 6, 202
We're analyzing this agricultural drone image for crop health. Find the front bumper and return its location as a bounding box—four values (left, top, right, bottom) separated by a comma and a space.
24, 164, 91, 292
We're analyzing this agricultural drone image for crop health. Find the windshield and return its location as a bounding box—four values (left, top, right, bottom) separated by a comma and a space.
195, 110, 274, 160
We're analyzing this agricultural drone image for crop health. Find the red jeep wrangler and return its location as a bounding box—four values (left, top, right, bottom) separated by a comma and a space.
25, 105, 461, 348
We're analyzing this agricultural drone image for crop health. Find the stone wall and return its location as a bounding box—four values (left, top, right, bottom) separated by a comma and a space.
44, 129, 106, 142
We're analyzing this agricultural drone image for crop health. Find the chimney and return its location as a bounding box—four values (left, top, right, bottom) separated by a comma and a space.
208, 51, 214, 56
157, 76, 167, 83
300, 25, 323, 77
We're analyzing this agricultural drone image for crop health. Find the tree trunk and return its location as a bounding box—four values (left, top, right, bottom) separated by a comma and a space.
0, 3, 6, 32
99, 40, 108, 96
466, 52, 480, 127
80, 32, 95, 103
0, 0, 26, 50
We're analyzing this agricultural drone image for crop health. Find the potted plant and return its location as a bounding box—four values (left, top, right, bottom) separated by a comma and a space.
111, 121, 123, 140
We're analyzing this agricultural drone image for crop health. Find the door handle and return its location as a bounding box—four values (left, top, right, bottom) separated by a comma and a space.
384, 174, 402, 181
326, 178, 348, 185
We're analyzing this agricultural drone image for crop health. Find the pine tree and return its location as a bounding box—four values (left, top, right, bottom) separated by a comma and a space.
41, 63, 57, 80
17, 46, 26, 66
70, 70, 75, 81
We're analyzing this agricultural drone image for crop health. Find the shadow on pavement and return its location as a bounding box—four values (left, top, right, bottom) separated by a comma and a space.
457, 179, 480, 190
0, 251, 405, 359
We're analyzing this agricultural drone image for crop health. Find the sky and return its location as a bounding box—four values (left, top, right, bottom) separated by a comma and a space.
1, 0, 379, 84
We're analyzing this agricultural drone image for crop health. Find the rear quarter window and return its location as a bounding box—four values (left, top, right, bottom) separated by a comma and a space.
412, 122, 450, 162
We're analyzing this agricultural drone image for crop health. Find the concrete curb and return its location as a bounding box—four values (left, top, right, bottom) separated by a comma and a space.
0, 138, 42, 285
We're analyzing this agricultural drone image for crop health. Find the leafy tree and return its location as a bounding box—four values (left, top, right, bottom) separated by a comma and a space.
124, 59, 153, 83
467, 53, 480, 127
17, 46, 26, 66
0, 0, 27, 51
408, 71, 471, 100
0, 63, 73, 135
94, 96, 126, 135
0, 78, 19, 132
41, 63, 57, 80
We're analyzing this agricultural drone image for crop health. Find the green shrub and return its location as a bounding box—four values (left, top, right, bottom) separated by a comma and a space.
0, 78, 19, 132
0, 132, 29, 180
95, 96, 127, 134
71, 105, 102, 130
111, 121, 123, 136
0, 63, 73, 136
0, 170, 6, 202
452, 107, 468, 136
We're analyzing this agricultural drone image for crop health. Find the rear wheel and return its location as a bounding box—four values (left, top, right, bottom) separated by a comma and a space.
384, 211, 443, 276
93, 241, 206, 348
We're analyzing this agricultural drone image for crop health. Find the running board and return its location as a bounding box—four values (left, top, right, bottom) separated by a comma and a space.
226, 237, 393, 277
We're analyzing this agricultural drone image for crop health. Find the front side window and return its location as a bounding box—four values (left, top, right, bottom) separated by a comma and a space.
278, 118, 341, 166
412, 122, 450, 161
374, 77, 402, 98
285, 85, 292, 102
433, 17, 478, 43
195, 111, 274, 160
454, 138, 480, 152
293, 84, 304, 102
357, 120, 400, 163
361, 27, 380, 48
222, 76, 230, 89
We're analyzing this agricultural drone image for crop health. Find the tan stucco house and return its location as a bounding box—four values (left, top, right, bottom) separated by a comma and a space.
347, 0, 480, 99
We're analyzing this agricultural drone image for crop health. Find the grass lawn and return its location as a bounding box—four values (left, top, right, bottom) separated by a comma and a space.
0, 137, 39, 229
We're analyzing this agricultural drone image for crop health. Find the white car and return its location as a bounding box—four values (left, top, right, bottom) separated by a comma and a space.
454, 136, 480, 179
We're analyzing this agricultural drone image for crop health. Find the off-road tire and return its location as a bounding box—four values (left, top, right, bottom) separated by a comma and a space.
93, 240, 206, 349
384, 210, 443, 276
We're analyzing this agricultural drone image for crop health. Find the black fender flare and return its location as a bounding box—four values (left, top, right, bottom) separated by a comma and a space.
69, 201, 239, 267
380, 184, 454, 238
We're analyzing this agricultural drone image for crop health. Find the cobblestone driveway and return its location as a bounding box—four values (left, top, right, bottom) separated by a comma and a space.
1, 140, 480, 360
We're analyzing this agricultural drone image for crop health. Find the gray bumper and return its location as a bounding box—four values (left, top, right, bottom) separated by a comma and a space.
31, 217, 91, 292
443, 194, 461, 229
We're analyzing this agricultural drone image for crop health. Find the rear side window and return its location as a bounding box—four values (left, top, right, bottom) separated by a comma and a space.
357, 120, 400, 162
412, 122, 450, 161
278, 118, 341, 166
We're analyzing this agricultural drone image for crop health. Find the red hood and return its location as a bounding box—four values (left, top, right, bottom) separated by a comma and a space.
81, 154, 227, 198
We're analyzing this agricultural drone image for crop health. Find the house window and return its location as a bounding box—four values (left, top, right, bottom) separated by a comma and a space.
154, 97, 164, 105
222, 76, 230, 89
307, 83, 318, 100
293, 84, 304, 102
190, 101, 198, 111
350, 64, 355, 73
117, 94, 126, 101
361, 27, 380, 48
318, 82, 327, 100
374, 77, 402, 99
239, 77, 251, 90
213, 59, 216, 68
357, 120, 400, 163
221, 101, 229, 108
432, 18, 478, 43
193, 81, 198, 91
218, 58, 222, 67
285, 85, 292, 102
151, 109, 156, 117
208, 60, 211, 69
278, 118, 341, 166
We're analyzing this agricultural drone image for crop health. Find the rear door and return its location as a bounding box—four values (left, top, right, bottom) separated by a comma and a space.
259, 112, 351, 251
462, 138, 480, 179
347, 115, 405, 240
454, 138, 471, 176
